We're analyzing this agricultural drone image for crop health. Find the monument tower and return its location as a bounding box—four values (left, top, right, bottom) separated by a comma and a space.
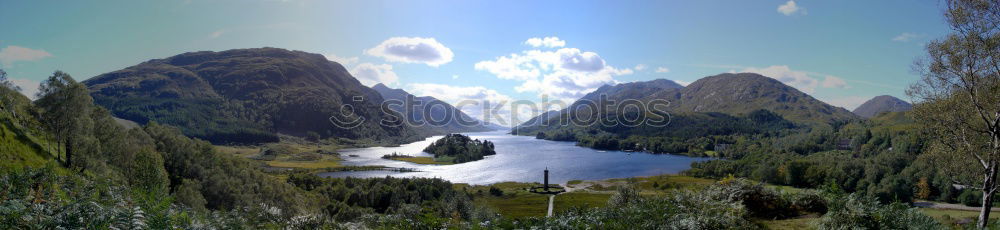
529, 167, 564, 195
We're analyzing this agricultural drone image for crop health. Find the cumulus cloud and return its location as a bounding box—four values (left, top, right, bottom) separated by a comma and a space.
739, 65, 849, 93
324, 54, 359, 66
475, 45, 632, 100
823, 96, 870, 110
350, 63, 399, 86
822, 76, 849, 89
675, 80, 691, 86
892, 33, 921, 42
655, 67, 670, 73
777, 0, 805, 16
365, 37, 454, 67
0, 46, 52, 66
524, 36, 566, 48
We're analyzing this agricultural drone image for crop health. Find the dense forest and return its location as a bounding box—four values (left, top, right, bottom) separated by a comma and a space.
422, 133, 497, 163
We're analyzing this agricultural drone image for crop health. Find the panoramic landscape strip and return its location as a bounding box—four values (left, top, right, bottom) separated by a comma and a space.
2, 0, 999, 229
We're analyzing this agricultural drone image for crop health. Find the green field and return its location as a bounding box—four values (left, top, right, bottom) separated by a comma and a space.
463, 176, 709, 218
758, 217, 818, 230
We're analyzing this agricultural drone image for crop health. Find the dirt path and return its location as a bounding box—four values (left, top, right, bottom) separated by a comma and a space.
547, 195, 555, 217
914, 200, 1000, 212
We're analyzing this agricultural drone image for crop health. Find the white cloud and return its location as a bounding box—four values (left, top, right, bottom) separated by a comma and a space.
634, 64, 647, 71
655, 67, 670, 73
675, 80, 691, 86
777, 0, 805, 16
524, 36, 566, 48
209, 30, 226, 39
365, 37, 454, 67
349, 63, 399, 86
892, 33, 921, 42
451, 74, 459, 79
475, 46, 632, 100
0, 46, 52, 66
8, 78, 40, 100
823, 96, 870, 110
739, 65, 842, 93
324, 54, 359, 66
822, 76, 849, 89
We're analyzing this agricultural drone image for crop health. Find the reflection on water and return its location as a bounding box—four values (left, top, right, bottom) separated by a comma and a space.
318, 131, 708, 185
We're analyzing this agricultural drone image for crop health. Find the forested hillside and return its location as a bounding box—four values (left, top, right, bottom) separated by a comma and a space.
84, 48, 420, 145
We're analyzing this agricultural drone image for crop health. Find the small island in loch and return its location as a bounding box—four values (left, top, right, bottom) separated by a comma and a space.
422, 134, 497, 164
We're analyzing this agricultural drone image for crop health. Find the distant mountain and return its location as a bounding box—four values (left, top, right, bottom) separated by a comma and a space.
372, 83, 494, 134
578, 79, 684, 102
664, 73, 857, 125
511, 73, 855, 155
84, 47, 421, 144
852, 95, 912, 118
517, 74, 855, 129
516, 79, 684, 129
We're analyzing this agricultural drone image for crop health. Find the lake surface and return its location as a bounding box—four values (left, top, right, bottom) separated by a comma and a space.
318, 131, 708, 185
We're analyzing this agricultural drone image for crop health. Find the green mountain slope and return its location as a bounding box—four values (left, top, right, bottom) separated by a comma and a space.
84, 47, 420, 144
0, 87, 55, 169
852, 95, 913, 118
664, 73, 857, 125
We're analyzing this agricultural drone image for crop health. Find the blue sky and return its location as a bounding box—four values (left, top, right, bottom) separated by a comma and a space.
0, 0, 949, 123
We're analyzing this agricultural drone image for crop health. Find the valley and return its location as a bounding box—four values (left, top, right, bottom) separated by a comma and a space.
2, 1, 998, 229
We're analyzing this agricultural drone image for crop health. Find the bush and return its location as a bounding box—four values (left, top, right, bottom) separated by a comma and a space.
489, 186, 504, 196
958, 189, 982, 207
817, 194, 940, 229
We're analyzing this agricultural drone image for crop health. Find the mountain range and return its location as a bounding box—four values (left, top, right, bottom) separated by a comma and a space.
518, 72, 857, 130
81, 47, 861, 146
852, 95, 913, 118
84, 47, 421, 144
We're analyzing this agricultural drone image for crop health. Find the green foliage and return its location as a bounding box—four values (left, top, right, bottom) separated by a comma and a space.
958, 190, 982, 207
686, 112, 939, 204
423, 133, 497, 163
489, 186, 504, 197
817, 194, 941, 229
285, 173, 494, 223
0, 166, 187, 229
143, 122, 319, 216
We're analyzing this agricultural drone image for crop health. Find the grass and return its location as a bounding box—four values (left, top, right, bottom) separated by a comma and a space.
387, 156, 453, 165
0, 113, 56, 170
920, 208, 1000, 227
758, 217, 817, 230
264, 159, 342, 169
630, 175, 715, 194
214, 145, 260, 157
215, 141, 348, 170
462, 176, 711, 219
553, 192, 611, 212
